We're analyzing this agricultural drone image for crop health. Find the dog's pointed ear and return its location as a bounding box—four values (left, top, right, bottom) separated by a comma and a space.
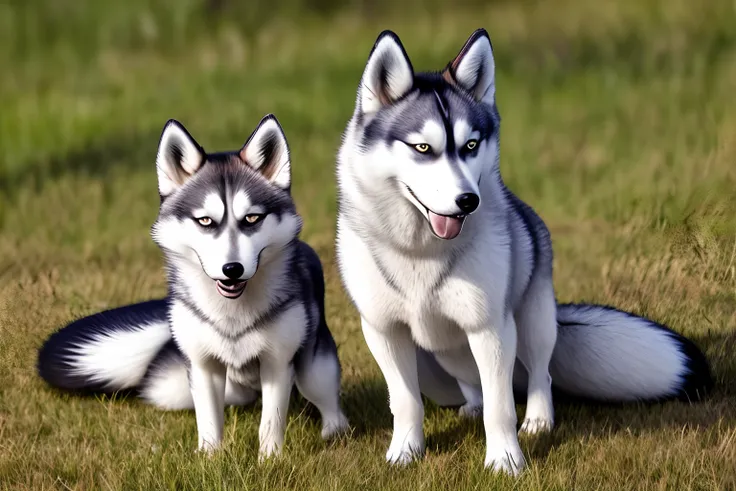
156, 120, 205, 198
442, 29, 496, 104
359, 30, 414, 115
240, 114, 291, 191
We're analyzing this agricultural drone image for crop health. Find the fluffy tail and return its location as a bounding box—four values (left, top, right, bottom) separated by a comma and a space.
550, 303, 712, 402
37, 299, 194, 409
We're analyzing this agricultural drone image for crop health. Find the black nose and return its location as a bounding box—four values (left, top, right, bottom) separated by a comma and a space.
456, 193, 480, 214
222, 262, 244, 279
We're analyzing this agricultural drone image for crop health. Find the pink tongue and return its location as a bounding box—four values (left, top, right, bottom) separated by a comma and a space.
428, 212, 463, 239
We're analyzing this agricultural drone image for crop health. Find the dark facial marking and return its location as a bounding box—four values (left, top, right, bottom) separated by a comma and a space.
158, 151, 295, 239
433, 89, 456, 155
359, 72, 497, 161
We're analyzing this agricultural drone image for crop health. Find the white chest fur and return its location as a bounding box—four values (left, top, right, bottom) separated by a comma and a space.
337, 217, 510, 352
168, 256, 308, 368
169, 299, 307, 368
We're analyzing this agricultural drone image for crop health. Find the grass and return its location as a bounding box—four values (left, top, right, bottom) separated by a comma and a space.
1, 0, 735, 489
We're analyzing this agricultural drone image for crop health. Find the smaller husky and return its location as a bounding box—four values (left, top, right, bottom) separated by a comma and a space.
38, 115, 349, 457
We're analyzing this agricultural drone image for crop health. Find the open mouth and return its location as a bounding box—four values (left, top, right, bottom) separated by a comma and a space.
215, 279, 247, 299
403, 185, 467, 240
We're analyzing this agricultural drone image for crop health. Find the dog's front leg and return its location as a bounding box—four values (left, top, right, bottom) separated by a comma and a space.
190, 358, 227, 453
258, 355, 294, 460
362, 319, 424, 465
466, 316, 526, 476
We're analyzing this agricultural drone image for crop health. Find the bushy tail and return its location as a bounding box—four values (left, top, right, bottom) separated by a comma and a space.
37, 299, 194, 409
550, 303, 712, 402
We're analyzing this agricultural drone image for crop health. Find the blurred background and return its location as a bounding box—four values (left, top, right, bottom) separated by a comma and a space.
1, 0, 735, 488
2, 0, 734, 302
1, 0, 734, 235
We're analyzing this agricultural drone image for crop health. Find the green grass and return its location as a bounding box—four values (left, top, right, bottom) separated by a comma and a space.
1, 0, 736, 489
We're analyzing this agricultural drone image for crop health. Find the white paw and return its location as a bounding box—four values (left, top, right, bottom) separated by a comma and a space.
458, 402, 483, 419
386, 445, 423, 465
258, 439, 283, 462
484, 441, 526, 476
321, 412, 350, 440
519, 417, 553, 435
196, 437, 220, 455
386, 427, 425, 465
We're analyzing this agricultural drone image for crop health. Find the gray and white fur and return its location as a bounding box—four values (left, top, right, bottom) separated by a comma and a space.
38, 115, 349, 458
336, 29, 712, 475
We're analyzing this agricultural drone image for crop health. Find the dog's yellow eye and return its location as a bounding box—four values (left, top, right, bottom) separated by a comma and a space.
244, 214, 262, 224
413, 143, 430, 153
465, 140, 478, 150
197, 217, 213, 227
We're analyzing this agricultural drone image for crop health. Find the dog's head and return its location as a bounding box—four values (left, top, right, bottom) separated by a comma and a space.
348, 29, 499, 240
151, 115, 302, 299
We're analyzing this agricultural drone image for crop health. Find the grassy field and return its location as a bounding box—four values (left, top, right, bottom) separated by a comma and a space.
1, 0, 735, 489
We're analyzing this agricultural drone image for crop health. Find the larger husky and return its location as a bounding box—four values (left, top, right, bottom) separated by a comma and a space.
336, 29, 712, 474
38, 115, 349, 457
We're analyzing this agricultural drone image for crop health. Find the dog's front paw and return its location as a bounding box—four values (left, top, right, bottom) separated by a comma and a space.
385, 426, 425, 465
484, 440, 526, 476
196, 437, 221, 456
258, 439, 283, 462
519, 417, 553, 435
386, 445, 424, 465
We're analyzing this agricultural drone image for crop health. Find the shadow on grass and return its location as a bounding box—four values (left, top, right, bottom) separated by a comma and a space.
340, 378, 393, 436
0, 129, 159, 200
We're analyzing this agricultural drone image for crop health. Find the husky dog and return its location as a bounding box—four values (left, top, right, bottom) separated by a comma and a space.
38, 115, 349, 457
336, 29, 712, 474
